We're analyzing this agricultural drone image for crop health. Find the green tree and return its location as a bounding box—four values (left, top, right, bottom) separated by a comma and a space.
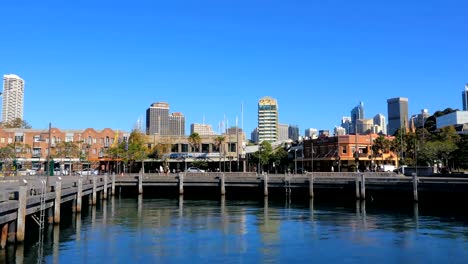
188, 133, 202, 152
108, 129, 148, 173
213, 135, 225, 170
252, 141, 273, 173
1, 118, 32, 129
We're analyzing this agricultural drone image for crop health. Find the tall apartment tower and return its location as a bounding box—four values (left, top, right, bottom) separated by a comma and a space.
146, 102, 185, 136
373, 114, 387, 135
463, 84, 468, 111
2, 74, 24, 123
350, 102, 365, 134
387, 97, 409, 136
258, 96, 279, 143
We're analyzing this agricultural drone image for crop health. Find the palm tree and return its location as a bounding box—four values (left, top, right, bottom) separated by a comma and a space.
213, 135, 225, 171
188, 133, 202, 153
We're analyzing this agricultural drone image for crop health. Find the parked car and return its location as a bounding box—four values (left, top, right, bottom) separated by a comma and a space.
17, 168, 36, 176
186, 167, 205, 173
76, 168, 98, 176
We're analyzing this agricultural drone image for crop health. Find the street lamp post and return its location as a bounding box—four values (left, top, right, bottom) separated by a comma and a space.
294, 149, 297, 174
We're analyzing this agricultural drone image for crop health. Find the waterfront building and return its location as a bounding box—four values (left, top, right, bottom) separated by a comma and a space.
258, 96, 279, 143
0, 127, 128, 174
350, 102, 365, 134
288, 125, 299, 141
373, 114, 387, 135
462, 84, 468, 111
305, 128, 318, 139
2, 74, 24, 123
278, 124, 289, 142
191, 123, 216, 136
146, 102, 185, 136
387, 97, 409, 136
302, 134, 398, 172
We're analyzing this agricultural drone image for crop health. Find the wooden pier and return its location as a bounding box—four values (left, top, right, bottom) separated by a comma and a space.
1, 172, 468, 248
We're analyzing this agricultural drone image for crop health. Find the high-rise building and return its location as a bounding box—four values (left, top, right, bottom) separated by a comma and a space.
288, 125, 299, 141
191, 123, 216, 136
169, 112, 185, 136
410, 109, 430, 131
387, 97, 409, 136
251, 127, 259, 143
2, 74, 24, 123
373, 114, 387, 135
350, 102, 365, 134
334, 126, 346, 136
356, 119, 374, 134
341, 117, 352, 134
278, 124, 289, 142
258, 96, 279, 143
146, 102, 185, 136
304, 128, 318, 139
319, 130, 330, 137
462, 84, 468, 111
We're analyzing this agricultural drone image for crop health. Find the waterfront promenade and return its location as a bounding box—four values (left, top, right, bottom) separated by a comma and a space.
1, 172, 468, 248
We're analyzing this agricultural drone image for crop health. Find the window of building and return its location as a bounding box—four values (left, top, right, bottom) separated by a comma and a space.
202, 144, 209, 153
342, 146, 347, 154
171, 144, 178, 152
181, 144, 188, 153
34, 135, 41, 142
229, 143, 236, 152
88, 136, 92, 145
14, 135, 24, 143
0, 138, 4, 143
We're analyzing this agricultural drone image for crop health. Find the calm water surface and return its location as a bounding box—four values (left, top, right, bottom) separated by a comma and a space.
5, 196, 468, 263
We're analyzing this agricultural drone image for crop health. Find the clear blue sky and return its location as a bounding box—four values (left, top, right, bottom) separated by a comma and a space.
1, 0, 467, 138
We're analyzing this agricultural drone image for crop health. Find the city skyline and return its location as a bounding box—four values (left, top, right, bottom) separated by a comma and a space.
1, 0, 467, 135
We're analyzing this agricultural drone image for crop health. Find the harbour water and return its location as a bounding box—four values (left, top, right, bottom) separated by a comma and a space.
3, 196, 468, 263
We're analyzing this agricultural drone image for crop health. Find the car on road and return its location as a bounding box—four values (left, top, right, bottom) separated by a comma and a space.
76, 168, 98, 176
186, 167, 205, 173
17, 168, 36, 176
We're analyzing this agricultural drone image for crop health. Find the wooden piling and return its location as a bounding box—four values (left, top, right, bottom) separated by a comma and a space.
1, 223, 8, 249
360, 174, 366, 200
263, 173, 269, 196
412, 173, 418, 202
76, 176, 83, 213
92, 175, 97, 205
178, 173, 184, 195
309, 174, 314, 198
355, 175, 360, 200
111, 173, 116, 196
103, 174, 108, 200
138, 172, 143, 195
16, 182, 28, 243
220, 173, 226, 196
54, 178, 62, 224
7, 221, 16, 244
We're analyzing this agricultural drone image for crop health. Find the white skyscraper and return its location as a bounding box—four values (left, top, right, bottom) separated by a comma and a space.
2, 74, 24, 123
373, 114, 387, 135
258, 96, 279, 143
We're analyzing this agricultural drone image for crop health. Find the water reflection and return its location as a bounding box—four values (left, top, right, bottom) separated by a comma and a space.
9, 198, 468, 263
